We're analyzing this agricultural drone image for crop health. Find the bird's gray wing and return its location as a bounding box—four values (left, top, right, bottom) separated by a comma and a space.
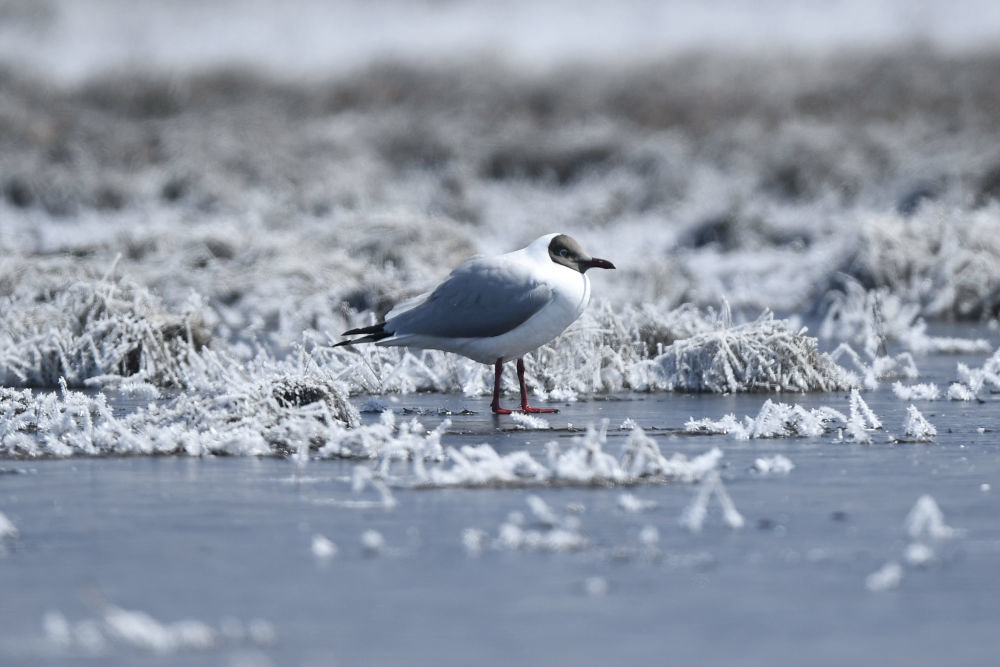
387, 257, 553, 338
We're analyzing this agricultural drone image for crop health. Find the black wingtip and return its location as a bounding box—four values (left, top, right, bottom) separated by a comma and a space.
342, 323, 387, 336
335, 322, 392, 347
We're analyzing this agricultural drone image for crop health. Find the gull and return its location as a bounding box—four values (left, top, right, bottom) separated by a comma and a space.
336, 233, 615, 414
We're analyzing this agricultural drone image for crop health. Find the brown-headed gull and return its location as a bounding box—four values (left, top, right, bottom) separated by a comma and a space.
336, 233, 615, 413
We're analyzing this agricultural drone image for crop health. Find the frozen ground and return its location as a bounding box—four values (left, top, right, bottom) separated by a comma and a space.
3, 1, 1000, 665
2, 353, 1000, 666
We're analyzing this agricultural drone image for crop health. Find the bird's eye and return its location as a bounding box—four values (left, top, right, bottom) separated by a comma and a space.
559, 248, 569, 257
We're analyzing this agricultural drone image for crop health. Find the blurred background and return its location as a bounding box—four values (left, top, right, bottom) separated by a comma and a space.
2, 0, 1000, 357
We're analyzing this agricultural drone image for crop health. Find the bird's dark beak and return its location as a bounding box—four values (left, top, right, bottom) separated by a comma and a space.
582, 257, 615, 272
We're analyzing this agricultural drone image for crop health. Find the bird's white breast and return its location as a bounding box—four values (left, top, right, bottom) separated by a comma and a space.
458, 260, 590, 363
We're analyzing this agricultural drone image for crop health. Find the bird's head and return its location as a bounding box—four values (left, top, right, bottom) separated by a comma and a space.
547, 234, 616, 273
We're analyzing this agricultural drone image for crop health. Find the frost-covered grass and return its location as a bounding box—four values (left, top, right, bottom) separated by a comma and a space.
0, 269, 207, 388
2, 50, 999, 459
3, 53, 1000, 361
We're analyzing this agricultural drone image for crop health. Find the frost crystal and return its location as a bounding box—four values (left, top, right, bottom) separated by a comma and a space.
489, 498, 588, 553
617, 493, 657, 512
751, 455, 795, 475
946, 382, 976, 401
311, 535, 338, 560
905, 495, 956, 540
679, 471, 744, 532
583, 577, 610, 597
685, 397, 852, 440
42, 604, 274, 654
510, 412, 551, 430
361, 530, 386, 555
901, 406, 937, 443
891, 382, 940, 401
821, 279, 991, 357
412, 422, 721, 489
865, 561, 903, 592
0, 511, 17, 540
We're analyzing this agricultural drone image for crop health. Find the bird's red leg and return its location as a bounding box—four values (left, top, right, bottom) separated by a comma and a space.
517, 358, 559, 414
490, 358, 513, 414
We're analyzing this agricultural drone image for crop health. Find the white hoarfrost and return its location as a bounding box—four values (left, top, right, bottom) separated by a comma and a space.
946, 347, 1000, 401
865, 561, 903, 592
646, 311, 853, 393
891, 495, 959, 577
0, 511, 17, 540
311, 535, 339, 560
685, 399, 844, 439
684, 390, 882, 443
617, 493, 658, 512
751, 455, 795, 475
42, 606, 274, 654
469, 496, 589, 554
820, 279, 991, 358
509, 412, 551, 430
901, 405, 937, 442
905, 495, 956, 541
411, 421, 722, 489
679, 471, 745, 532
947, 382, 977, 401
892, 382, 940, 401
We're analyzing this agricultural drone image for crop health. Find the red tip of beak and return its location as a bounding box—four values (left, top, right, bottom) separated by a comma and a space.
586, 257, 616, 270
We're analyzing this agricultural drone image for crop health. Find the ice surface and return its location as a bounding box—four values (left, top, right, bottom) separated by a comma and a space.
2, 13, 1000, 664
